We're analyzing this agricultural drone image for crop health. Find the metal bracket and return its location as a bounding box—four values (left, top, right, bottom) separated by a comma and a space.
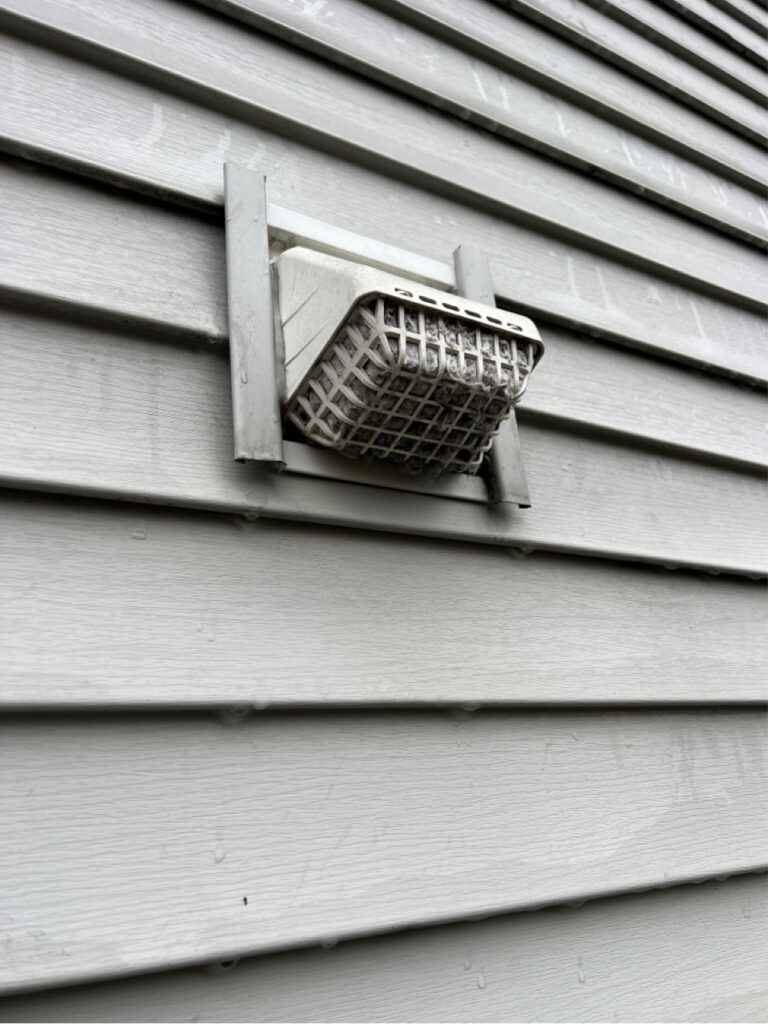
453, 245, 531, 508
223, 164, 284, 468
223, 164, 532, 508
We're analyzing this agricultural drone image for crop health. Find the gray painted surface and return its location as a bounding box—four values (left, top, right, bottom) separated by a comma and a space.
0, 304, 765, 568
0, 0, 766, 1015
454, 243, 532, 506
576, 0, 766, 100
2, 298, 765, 569
707, 0, 768, 37
2, 43, 768, 378
1, 493, 765, 706
223, 165, 284, 466
370, 0, 767, 188
2, 875, 766, 1022
497, 0, 766, 139
657, 0, 768, 65
4, 207, 766, 468
0, 711, 765, 993
5, 0, 766, 293
199, 0, 768, 238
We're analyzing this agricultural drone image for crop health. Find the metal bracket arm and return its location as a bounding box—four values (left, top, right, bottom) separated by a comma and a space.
453, 245, 531, 508
223, 164, 285, 468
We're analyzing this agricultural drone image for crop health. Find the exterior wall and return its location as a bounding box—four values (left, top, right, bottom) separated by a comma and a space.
4, 876, 767, 1023
0, 0, 766, 1019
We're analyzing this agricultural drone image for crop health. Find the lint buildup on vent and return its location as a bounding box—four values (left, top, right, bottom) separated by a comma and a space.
276, 248, 544, 476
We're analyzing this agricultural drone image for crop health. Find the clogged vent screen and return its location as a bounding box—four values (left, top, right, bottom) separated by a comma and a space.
287, 294, 539, 476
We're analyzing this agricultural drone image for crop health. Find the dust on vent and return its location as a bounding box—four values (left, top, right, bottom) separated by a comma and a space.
277, 248, 544, 477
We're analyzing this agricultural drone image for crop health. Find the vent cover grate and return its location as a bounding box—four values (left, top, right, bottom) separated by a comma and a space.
287, 295, 539, 476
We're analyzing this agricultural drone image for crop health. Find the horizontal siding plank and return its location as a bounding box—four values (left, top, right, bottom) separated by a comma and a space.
193, 0, 768, 246
1, 147, 766, 389
0, 310, 765, 573
1, 492, 765, 706
497, 0, 767, 141
2, 874, 765, 1021
0, 710, 765, 993
524, 326, 767, 470
658, 0, 768, 65
709, 0, 768, 36
0, 159, 228, 339
592, 0, 768, 101
1, 0, 766, 314
374, 0, 768, 190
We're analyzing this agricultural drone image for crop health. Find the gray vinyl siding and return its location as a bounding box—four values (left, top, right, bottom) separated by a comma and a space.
1, 494, 765, 706
1, 709, 766, 994
2, 876, 766, 1023
656, 0, 768, 65
0, 0, 766, 1019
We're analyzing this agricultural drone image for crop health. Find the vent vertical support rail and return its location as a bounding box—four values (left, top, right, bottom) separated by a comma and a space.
453, 245, 531, 507
223, 163, 285, 468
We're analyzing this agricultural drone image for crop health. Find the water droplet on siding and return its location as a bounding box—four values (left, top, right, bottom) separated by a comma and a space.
320, 938, 338, 949
577, 957, 586, 983
220, 705, 250, 726
477, 971, 486, 989
131, 529, 146, 540
463, 957, 472, 972
214, 845, 226, 864
240, 372, 248, 384
508, 545, 535, 559
202, 959, 240, 975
